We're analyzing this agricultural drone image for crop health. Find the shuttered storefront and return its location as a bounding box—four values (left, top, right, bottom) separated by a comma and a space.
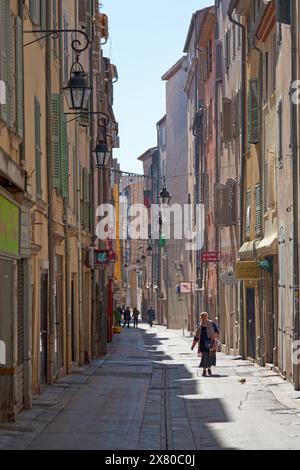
16, 259, 25, 412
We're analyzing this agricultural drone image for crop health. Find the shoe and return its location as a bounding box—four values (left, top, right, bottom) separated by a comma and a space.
202, 370, 207, 377
208, 369, 212, 376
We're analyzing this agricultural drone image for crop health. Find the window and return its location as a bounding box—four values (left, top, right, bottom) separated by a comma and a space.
248, 78, 260, 144
278, 99, 283, 167
255, 183, 261, 236
34, 97, 42, 198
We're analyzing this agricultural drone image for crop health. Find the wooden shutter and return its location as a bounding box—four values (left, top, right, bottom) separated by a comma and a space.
51, 94, 61, 189
60, 97, 69, 199
40, 0, 46, 30
16, 16, 24, 139
29, 0, 40, 25
0, 0, 8, 123
214, 183, 229, 227
245, 190, 251, 238
34, 97, 42, 198
248, 78, 260, 144
216, 40, 223, 82
7, 8, 15, 130
268, 150, 276, 210
79, 0, 87, 27
227, 179, 237, 226
255, 183, 261, 236
232, 95, 238, 139
278, 100, 283, 166
222, 98, 232, 142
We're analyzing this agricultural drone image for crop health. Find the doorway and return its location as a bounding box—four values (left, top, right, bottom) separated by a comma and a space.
246, 288, 256, 359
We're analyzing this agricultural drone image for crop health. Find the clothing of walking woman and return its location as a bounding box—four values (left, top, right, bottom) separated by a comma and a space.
191, 312, 219, 376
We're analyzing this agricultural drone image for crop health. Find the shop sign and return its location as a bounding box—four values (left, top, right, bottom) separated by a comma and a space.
235, 261, 260, 279
0, 195, 19, 256
202, 252, 221, 263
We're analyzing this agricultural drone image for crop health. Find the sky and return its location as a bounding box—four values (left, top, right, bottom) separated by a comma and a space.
102, 0, 213, 174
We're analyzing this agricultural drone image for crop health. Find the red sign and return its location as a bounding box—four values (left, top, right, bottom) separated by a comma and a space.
201, 252, 221, 263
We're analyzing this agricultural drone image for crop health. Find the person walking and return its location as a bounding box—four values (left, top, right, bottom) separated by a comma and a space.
191, 312, 219, 377
132, 307, 139, 328
147, 306, 156, 327
123, 307, 131, 328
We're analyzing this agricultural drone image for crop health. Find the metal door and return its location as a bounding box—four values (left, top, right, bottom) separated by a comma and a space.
246, 288, 256, 359
40, 273, 48, 385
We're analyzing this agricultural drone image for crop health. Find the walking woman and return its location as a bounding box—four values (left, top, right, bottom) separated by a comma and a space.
191, 312, 220, 377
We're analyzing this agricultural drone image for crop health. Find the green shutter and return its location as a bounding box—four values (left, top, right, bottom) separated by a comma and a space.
248, 78, 260, 144
60, 97, 69, 199
16, 16, 24, 138
255, 183, 261, 236
51, 94, 61, 189
40, 0, 46, 30
34, 97, 42, 198
0, 0, 8, 123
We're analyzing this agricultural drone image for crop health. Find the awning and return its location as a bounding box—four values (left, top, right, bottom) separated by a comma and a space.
256, 232, 278, 256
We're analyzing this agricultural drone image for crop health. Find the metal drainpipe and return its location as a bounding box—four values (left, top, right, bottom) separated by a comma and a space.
46, 0, 56, 384
59, 0, 71, 374
214, 3, 220, 327
228, 6, 246, 358
253, 42, 265, 366
291, 0, 299, 391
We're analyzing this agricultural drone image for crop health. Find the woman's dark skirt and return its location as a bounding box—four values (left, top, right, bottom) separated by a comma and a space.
199, 351, 216, 368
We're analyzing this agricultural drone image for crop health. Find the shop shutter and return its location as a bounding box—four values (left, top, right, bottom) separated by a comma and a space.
0, 1, 8, 123
16, 16, 24, 139
35, 97, 42, 198
255, 183, 261, 236
248, 78, 260, 144
60, 97, 69, 200
51, 94, 61, 189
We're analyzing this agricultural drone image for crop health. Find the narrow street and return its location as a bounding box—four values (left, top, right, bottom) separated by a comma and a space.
1, 324, 300, 451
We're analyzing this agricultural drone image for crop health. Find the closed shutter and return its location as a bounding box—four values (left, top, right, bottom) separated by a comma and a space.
245, 190, 251, 238
40, 0, 46, 30
203, 106, 208, 142
51, 94, 61, 189
16, 16, 24, 139
216, 40, 223, 82
7, 9, 15, 131
0, 0, 8, 123
268, 150, 276, 210
83, 168, 89, 230
278, 99, 283, 166
232, 95, 238, 139
35, 97, 42, 198
199, 50, 207, 82
29, 0, 40, 25
86, 0, 92, 41
248, 78, 260, 144
80, 164, 84, 227
227, 179, 237, 226
60, 97, 69, 200
222, 98, 232, 142
215, 183, 229, 227
255, 183, 261, 236
17, 260, 24, 366
79, 0, 87, 26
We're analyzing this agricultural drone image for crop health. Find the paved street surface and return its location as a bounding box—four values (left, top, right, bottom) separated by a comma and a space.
1, 324, 300, 450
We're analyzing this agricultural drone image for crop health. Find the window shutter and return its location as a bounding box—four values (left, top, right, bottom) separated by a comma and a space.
51, 94, 61, 189
224, 31, 229, 72
216, 40, 223, 82
40, 0, 46, 30
79, 0, 87, 27
255, 183, 261, 236
203, 106, 208, 142
60, 97, 69, 199
34, 97, 42, 198
199, 50, 207, 82
83, 168, 89, 230
16, 16, 24, 139
232, 95, 238, 139
278, 99, 283, 166
86, 0, 93, 41
7, 8, 15, 130
276, 0, 291, 25
215, 183, 229, 227
222, 98, 232, 142
30, 0, 40, 25
268, 150, 276, 210
0, 0, 8, 123
227, 179, 237, 226
248, 78, 260, 144
245, 190, 251, 238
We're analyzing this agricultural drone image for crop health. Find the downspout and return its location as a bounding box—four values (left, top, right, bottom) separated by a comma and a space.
46, 0, 56, 384
228, 3, 246, 358
59, 0, 71, 374
291, 0, 299, 391
214, 3, 220, 327
253, 41, 265, 366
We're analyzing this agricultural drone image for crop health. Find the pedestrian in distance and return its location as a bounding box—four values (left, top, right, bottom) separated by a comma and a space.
132, 307, 139, 328
191, 312, 220, 377
147, 306, 156, 327
123, 307, 131, 328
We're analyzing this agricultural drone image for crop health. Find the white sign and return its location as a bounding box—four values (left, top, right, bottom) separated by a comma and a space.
220, 271, 239, 285
0, 340, 6, 365
180, 282, 192, 294
0, 80, 6, 105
